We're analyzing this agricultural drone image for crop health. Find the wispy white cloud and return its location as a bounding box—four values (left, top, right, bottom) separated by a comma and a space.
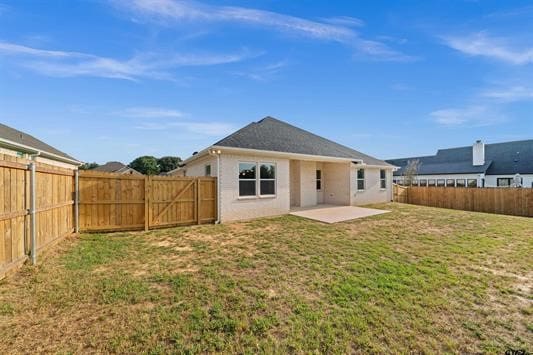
0, 40, 253, 80
481, 86, 533, 102
117, 107, 185, 118
322, 16, 364, 28
116, 105, 235, 136
430, 105, 505, 126
112, 0, 412, 61
232, 60, 288, 81
442, 32, 533, 65
135, 120, 234, 136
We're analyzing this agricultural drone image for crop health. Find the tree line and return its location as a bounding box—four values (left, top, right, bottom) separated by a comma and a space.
80, 156, 182, 175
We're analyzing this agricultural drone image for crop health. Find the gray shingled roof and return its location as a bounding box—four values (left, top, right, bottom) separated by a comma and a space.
0, 123, 78, 162
93, 161, 129, 173
214, 117, 392, 166
387, 139, 533, 176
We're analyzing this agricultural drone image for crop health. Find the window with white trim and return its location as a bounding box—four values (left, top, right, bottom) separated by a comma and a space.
259, 163, 276, 196
238, 162, 256, 196
437, 179, 445, 187
456, 179, 466, 187
204, 164, 211, 177
357, 169, 365, 190
446, 179, 455, 187
380, 169, 386, 189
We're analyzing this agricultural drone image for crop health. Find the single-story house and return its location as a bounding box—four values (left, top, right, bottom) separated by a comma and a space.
0, 122, 81, 169
172, 117, 395, 222
92, 161, 142, 175
386, 139, 533, 188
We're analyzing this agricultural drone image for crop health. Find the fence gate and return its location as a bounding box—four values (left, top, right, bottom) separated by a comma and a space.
78, 172, 217, 232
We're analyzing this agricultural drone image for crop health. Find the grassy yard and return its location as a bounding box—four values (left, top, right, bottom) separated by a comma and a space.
0, 203, 531, 353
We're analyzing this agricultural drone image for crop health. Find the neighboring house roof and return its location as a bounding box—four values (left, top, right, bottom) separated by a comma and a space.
387, 139, 533, 176
210, 116, 392, 166
93, 161, 141, 174
0, 122, 80, 164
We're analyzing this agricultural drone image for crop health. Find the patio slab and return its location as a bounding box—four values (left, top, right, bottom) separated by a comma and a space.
290, 205, 389, 224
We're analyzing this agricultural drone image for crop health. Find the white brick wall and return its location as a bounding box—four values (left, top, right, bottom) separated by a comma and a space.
183, 155, 216, 177
299, 161, 317, 207
323, 162, 351, 205
218, 153, 290, 222
351, 167, 392, 205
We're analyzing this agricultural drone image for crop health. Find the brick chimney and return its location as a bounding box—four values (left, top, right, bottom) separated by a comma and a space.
473, 140, 485, 166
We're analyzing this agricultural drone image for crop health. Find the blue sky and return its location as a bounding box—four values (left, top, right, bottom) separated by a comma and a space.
1, 0, 532, 163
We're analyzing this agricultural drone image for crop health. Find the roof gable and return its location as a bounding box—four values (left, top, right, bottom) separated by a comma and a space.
93, 161, 127, 173
213, 117, 391, 166
0, 123, 78, 162
387, 139, 533, 175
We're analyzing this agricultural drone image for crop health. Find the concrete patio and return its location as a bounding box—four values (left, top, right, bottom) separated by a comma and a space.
290, 205, 390, 224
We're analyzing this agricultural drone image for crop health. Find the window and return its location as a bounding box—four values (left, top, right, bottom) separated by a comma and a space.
428, 179, 436, 187
446, 179, 455, 187
419, 179, 427, 187
357, 169, 365, 190
316, 170, 322, 190
412, 179, 418, 186
456, 179, 466, 187
380, 169, 387, 189
239, 163, 256, 196
204, 164, 211, 177
497, 178, 512, 187
467, 179, 477, 188
260, 163, 276, 196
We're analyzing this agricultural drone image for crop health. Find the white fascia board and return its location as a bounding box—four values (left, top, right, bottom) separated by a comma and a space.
209, 146, 363, 163
0, 137, 82, 165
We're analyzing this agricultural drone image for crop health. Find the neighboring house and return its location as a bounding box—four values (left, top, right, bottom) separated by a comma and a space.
172, 116, 395, 222
92, 161, 142, 175
386, 139, 533, 188
0, 122, 80, 169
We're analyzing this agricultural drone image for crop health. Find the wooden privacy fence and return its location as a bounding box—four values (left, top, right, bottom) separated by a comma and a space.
78, 171, 217, 232
394, 184, 532, 217
1, 154, 75, 278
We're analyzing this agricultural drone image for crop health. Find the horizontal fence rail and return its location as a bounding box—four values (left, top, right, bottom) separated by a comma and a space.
393, 184, 532, 217
78, 171, 217, 232
1, 156, 218, 279
0, 155, 75, 279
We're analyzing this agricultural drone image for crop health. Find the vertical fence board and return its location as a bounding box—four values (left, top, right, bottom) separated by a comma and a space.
78, 172, 217, 231
394, 184, 532, 217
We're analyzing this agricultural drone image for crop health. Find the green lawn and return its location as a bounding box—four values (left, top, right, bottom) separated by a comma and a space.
0, 203, 531, 353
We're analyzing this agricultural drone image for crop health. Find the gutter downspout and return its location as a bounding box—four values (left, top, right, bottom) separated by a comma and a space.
74, 169, 79, 233
216, 153, 221, 224
208, 148, 222, 224
28, 152, 40, 265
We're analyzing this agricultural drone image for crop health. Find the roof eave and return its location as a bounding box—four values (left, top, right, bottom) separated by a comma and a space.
0, 137, 82, 166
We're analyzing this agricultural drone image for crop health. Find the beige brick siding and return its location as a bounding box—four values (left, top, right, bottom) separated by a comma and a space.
351, 166, 392, 205
218, 153, 290, 222
323, 162, 351, 205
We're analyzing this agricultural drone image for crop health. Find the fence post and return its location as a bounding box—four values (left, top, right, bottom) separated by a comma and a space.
196, 178, 201, 225
144, 176, 149, 231
29, 162, 37, 265
74, 169, 79, 234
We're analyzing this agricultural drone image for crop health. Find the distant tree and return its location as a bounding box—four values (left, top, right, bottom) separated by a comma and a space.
79, 162, 99, 170
158, 156, 182, 173
129, 156, 160, 175
402, 159, 420, 186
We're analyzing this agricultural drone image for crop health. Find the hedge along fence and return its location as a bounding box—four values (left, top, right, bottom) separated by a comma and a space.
393, 184, 532, 217
0, 154, 75, 279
